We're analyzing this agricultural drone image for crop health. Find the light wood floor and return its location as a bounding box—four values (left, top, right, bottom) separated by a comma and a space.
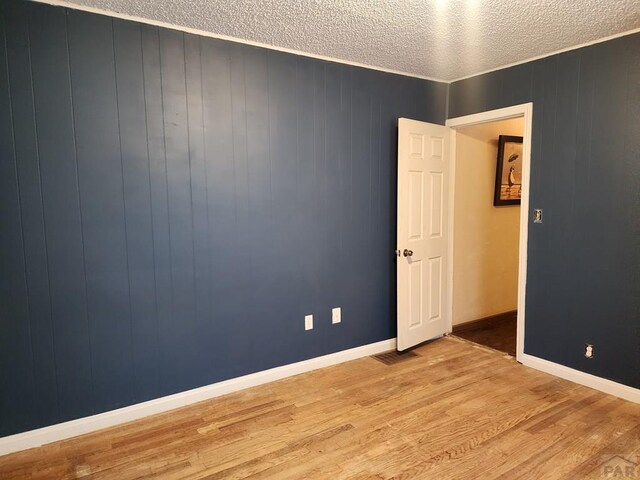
1, 336, 639, 479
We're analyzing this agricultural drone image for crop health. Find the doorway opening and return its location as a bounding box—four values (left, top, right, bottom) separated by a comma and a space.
445, 104, 533, 362
450, 117, 523, 356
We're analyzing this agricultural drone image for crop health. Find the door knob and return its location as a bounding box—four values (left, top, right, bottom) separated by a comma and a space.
403, 249, 413, 257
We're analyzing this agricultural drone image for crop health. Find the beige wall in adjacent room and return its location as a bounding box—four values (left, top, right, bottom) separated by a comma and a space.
453, 117, 524, 326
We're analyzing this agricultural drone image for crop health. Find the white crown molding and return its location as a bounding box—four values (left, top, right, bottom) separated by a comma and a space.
0, 338, 396, 456
449, 27, 640, 83
521, 353, 640, 404
29, 0, 640, 84
29, 0, 448, 83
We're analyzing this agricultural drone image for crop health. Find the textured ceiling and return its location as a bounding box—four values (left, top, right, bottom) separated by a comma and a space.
53, 0, 640, 81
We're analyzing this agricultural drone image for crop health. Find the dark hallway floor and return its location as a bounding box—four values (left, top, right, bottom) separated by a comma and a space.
452, 311, 517, 356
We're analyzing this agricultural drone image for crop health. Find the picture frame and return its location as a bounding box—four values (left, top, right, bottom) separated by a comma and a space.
494, 135, 523, 206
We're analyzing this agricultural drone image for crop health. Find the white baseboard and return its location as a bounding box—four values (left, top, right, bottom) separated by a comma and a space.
0, 338, 396, 457
521, 353, 640, 404
4, 341, 633, 457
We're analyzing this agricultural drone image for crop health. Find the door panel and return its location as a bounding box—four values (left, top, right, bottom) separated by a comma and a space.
409, 260, 423, 328
409, 172, 424, 239
428, 256, 442, 320
429, 172, 443, 237
397, 118, 450, 351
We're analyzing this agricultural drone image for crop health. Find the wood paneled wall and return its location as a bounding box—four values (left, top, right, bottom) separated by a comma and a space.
0, 0, 447, 436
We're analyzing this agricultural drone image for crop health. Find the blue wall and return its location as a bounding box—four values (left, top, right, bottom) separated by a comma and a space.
449, 33, 640, 390
3, 0, 637, 440
0, 0, 447, 436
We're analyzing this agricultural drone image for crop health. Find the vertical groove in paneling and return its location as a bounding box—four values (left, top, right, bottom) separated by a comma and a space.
27, 3, 94, 422
244, 45, 276, 365
64, 9, 97, 415
3, 0, 59, 427
570, 44, 596, 382
184, 33, 209, 383
27, 0, 61, 422
2, 2, 36, 409
113, 18, 160, 403
0, 3, 37, 433
315, 61, 328, 351
324, 61, 343, 341
141, 24, 172, 396
1, 0, 447, 437
66, 9, 100, 417
229, 42, 252, 374
159, 28, 198, 392
68, 8, 135, 411
111, 17, 136, 408
203, 37, 242, 379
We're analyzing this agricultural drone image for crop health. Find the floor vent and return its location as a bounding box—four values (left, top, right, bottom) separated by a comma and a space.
372, 350, 418, 365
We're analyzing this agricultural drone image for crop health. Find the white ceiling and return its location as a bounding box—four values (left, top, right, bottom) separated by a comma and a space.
52, 0, 640, 81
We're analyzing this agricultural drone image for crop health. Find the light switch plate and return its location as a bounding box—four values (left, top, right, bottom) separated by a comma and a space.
305, 314, 313, 331
332, 307, 341, 324
533, 209, 543, 223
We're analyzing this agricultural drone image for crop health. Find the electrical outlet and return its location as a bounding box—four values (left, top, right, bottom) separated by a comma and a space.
585, 344, 594, 359
332, 307, 341, 324
305, 314, 313, 331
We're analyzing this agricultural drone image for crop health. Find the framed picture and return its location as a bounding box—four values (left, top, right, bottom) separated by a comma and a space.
494, 135, 523, 206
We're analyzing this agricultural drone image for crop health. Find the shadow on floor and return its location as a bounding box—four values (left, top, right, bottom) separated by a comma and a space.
452, 311, 517, 356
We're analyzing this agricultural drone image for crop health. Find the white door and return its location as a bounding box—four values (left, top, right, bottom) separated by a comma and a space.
397, 118, 450, 351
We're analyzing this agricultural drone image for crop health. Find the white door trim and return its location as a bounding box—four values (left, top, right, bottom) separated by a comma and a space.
445, 103, 533, 363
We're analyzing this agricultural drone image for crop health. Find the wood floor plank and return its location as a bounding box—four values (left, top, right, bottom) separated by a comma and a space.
0, 337, 638, 480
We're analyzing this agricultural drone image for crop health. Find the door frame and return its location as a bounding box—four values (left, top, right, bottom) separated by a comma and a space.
445, 103, 533, 362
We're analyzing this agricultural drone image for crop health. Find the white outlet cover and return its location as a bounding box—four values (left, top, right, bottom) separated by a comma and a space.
305, 314, 313, 331
332, 307, 341, 324
585, 344, 594, 358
